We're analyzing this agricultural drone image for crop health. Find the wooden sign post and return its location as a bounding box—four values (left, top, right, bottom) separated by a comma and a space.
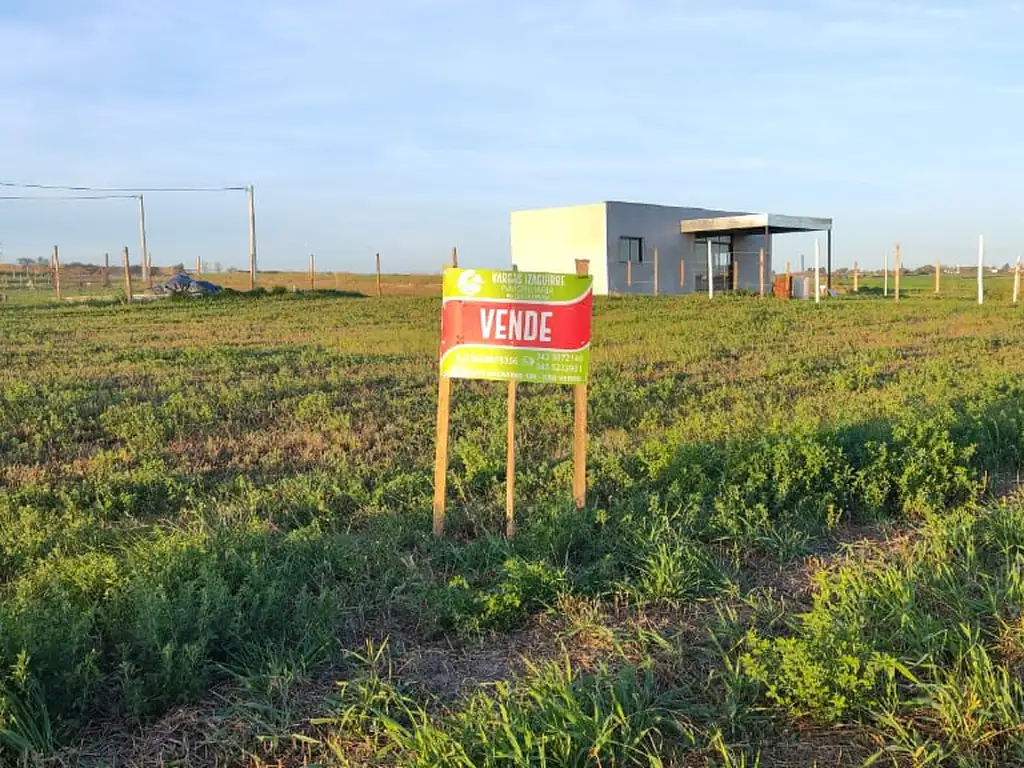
572, 259, 589, 510
433, 260, 594, 538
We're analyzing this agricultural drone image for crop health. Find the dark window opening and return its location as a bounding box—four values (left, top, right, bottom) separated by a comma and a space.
618, 236, 643, 264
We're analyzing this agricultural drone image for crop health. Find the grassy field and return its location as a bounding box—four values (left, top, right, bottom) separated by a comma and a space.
2, 279, 1024, 766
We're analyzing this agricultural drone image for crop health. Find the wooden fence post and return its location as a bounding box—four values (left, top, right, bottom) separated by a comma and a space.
853, 261, 858, 292
122, 246, 133, 301
627, 258, 632, 288
376, 252, 382, 297
103, 252, 110, 287
814, 240, 821, 304
679, 257, 685, 290
52, 246, 62, 301
935, 260, 941, 294
759, 248, 765, 297
573, 259, 590, 509
732, 260, 738, 292
653, 247, 659, 296
894, 243, 901, 302
451, 246, 458, 268
1013, 256, 1021, 305
309, 253, 315, 291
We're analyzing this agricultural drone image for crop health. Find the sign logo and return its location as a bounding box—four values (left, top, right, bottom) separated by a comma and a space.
439, 268, 593, 385
456, 269, 484, 297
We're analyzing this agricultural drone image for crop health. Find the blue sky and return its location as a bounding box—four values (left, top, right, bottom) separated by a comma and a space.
1, 0, 1023, 271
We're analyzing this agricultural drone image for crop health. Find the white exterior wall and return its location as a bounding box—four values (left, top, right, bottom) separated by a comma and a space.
509, 204, 608, 293
605, 202, 742, 295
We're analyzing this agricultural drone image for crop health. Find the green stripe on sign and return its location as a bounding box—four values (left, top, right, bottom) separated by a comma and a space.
444, 268, 592, 303
440, 346, 590, 386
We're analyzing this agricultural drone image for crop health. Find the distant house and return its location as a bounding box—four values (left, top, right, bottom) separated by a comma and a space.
510, 201, 833, 296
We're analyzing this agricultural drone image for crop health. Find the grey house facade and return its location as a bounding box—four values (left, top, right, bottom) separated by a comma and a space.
509, 201, 833, 296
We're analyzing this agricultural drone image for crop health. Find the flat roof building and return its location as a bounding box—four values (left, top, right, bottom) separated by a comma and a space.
510, 201, 833, 296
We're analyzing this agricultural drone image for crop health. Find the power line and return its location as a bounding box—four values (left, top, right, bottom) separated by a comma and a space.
0, 181, 247, 193
0, 194, 140, 200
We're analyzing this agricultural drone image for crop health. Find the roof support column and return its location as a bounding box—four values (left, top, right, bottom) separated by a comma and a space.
764, 223, 770, 290
827, 228, 833, 291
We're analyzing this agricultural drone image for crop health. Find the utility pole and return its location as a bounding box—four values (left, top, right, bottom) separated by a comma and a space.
138, 194, 149, 286
248, 184, 257, 290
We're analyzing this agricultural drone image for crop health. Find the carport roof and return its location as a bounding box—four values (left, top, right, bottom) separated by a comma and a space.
680, 213, 832, 235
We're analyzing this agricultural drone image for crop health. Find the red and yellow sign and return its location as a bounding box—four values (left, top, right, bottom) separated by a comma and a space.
439, 268, 593, 385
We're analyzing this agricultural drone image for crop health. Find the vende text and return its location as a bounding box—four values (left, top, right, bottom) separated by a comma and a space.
480, 308, 554, 342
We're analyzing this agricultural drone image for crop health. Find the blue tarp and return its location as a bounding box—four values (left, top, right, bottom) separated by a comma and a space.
153, 274, 223, 296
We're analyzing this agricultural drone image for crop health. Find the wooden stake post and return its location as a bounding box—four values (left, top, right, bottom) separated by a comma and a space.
103, 253, 110, 287
935, 261, 941, 294
894, 243, 901, 302
759, 248, 765, 297
122, 246, 133, 301
1011, 259, 1019, 307
309, 253, 315, 291
433, 258, 593, 538
432, 375, 452, 537
653, 247, 659, 296
1014, 257, 1021, 305
376, 253, 382, 297
679, 258, 685, 290
572, 259, 589, 510
853, 261, 858, 292
505, 377, 517, 537
52, 246, 62, 301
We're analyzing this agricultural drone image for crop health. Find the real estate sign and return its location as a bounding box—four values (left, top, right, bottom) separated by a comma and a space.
439, 268, 593, 385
